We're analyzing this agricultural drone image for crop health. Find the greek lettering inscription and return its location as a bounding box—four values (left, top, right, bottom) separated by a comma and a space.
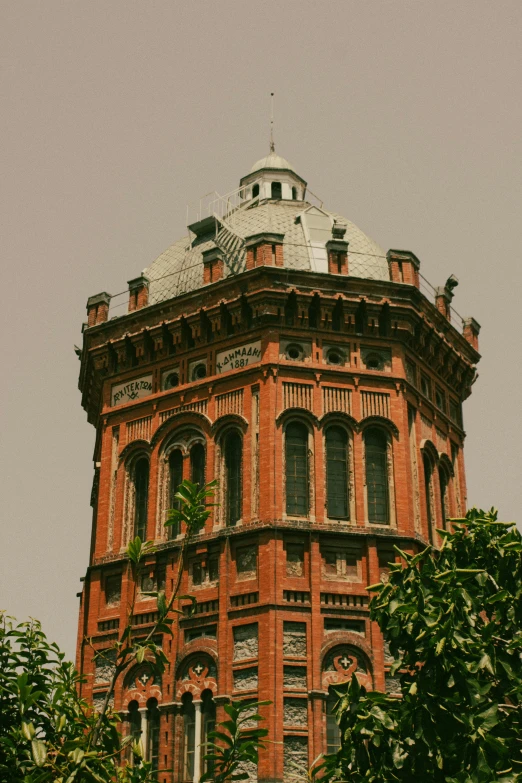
111, 375, 153, 406
216, 341, 262, 374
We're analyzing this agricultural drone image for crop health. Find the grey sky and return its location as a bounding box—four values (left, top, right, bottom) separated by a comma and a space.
1, 0, 521, 661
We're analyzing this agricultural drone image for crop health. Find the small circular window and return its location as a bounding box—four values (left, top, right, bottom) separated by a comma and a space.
326, 348, 344, 366
192, 364, 207, 381
285, 344, 303, 361
366, 353, 383, 371
165, 372, 179, 389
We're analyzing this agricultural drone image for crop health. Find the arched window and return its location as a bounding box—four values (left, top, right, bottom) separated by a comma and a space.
224, 431, 242, 525
201, 690, 216, 777
168, 450, 183, 538
326, 688, 341, 755
326, 427, 349, 519
286, 422, 309, 516
182, 693, 196, 781
365, 429, 389, 524
127, 700, 142, 763
292, 186, 298, 200
134, 458, 149, 540
252, 183, 259, 198
190, 442, 206, 490
423, 453, 434, 543
146, 698, 160, 773
271, 181, 282, 199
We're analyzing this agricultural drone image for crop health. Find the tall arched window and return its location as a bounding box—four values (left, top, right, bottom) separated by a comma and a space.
168, 450, 183, 538
423, 453, 434, 543
439, 466, 449, 530
365, 429, 389, 524
292, 186, 298, 200
224, 431, 242, 525
134, 458, 149, 540
252, 183, 259, 198
127, 700, 142, 763
326, 688, 341, 755
201, 690, 216, 777
271, 181, 282, 199
182, 693, 195, 781
146, 698, 160, 773
190, 442, 206, 490
326, 427, 349, 519
286, 422, 309, 516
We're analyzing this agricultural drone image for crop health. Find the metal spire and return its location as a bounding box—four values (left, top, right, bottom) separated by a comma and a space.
269, 92, 275, 153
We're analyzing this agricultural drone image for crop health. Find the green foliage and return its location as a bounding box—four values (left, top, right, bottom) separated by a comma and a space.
200, 699, 270, 782
0, 479, 226, 782
0, 613, 154, 782
314, 509, 522, 783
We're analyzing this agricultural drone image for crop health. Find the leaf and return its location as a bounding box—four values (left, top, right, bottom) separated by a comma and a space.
31, 739, 47, 767
22, 722, 35, 741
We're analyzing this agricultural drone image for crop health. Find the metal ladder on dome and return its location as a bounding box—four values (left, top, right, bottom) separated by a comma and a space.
209, 186, 252, 276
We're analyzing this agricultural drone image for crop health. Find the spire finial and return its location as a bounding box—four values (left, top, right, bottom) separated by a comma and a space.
269, 92, 275, 153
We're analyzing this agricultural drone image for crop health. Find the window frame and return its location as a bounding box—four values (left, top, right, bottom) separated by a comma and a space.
364, 427, 391, 525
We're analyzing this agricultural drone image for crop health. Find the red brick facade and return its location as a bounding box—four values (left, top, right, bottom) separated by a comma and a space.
77, 196, 480, 782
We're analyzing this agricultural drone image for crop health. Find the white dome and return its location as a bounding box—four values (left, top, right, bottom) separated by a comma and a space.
250, 151, 295, 174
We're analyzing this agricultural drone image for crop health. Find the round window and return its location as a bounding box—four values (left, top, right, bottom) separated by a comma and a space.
286, 344, 303, 361
193, 364, 207, 380
165, 372, 179, 389
366, 354, 383, 371
326, 348, 344, 366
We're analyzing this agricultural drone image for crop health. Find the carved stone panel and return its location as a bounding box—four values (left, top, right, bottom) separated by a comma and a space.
283, 697, 308, 727
233, 667, 258, 692
283, 665, 307, 690
233, 623, 259, 661
94, 649, 116, 684
283, 622, 307, 657
283, 735, 308, 782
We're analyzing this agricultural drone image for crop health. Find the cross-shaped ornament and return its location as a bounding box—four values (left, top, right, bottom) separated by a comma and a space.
194, 663, 204, 676
339, 655, 351, 670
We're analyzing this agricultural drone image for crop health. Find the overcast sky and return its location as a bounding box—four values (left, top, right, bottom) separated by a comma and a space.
1, 0, 521, 661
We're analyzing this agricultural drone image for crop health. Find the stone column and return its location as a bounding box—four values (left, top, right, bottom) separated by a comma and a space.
193, 700, 202, 783
139, 707, 148, 761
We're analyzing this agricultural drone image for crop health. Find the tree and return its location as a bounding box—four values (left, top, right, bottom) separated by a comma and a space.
314, 509, 522, 783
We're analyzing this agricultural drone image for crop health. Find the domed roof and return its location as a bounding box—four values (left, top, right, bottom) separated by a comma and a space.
142, 200, 388, 307
250, 151, 296, 174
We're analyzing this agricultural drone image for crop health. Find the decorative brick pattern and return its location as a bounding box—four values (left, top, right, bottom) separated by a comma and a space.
216, 388, 244, 417
126, 415, 152, 442
282, 382, 313, 411
322, 386, 352, 414
159, 399, 208, 423
361, 390, 390, 418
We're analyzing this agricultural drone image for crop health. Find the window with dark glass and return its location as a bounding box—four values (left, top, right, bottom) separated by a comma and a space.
439, 468, 449, 528
134, 458, 149, 540
201, 690, 216, 777
326, 688, 341, 755
326, 427, 349, 519
190, 443, 205, 489
285, 422, 309, 516
127, 700, 142, 764
168, 449, 183, 538
292, 186, 298, 200
252, 183, 259, 198
182, 694, 195, 780
146, 698, 160, 774
224, 431, 242, 525
271, 181, 282, 199
365, 429, 389, 524
322, 548, 359, 580
423, 453, 434, 543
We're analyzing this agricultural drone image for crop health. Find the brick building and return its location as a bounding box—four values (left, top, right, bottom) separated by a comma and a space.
76, 150, 481, 782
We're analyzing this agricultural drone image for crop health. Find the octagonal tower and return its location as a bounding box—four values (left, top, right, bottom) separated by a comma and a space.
76, 150, 480, 783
